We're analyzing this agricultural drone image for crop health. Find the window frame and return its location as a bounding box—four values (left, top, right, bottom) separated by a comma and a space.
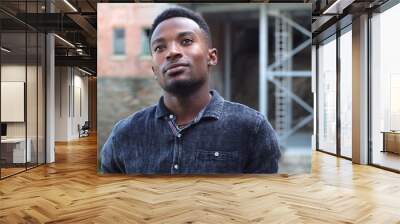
113, 27, 126, 56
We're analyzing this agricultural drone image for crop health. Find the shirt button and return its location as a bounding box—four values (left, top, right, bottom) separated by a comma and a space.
214, 151, 219, 157
177, 133, 182, 138
169, 114, 174, 119
173, 164, 179, 169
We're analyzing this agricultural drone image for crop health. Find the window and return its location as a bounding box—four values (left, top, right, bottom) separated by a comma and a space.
0, 2, 46, 179
141, 28, 151, 56
113, 28, 125, 56
339, 27, 352, 158
371, 3, 400, 171
317, 36, 337, 154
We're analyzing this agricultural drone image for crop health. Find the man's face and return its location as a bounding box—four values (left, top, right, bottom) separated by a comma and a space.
150, 17, 217, 96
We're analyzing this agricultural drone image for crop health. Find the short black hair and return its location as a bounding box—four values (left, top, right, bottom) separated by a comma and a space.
150, 7, 212, 47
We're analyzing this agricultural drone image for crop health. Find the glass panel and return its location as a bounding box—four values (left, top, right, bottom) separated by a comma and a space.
27, 30, 38, 169
371, 4, 400, 171
339, 29, 352, 158
0, 1, 46, 178
26, 0, 38, 169
1, 30, 27, 177
317, 36, 337, 154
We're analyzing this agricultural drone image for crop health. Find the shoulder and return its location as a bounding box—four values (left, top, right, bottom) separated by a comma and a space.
222, 100, 267, 131
111, 104, 157, 137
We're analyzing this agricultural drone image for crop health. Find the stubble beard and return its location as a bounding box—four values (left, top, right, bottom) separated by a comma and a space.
163, 76, 206, 97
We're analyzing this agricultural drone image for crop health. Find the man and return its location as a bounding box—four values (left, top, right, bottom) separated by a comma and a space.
101, 7, 281, 174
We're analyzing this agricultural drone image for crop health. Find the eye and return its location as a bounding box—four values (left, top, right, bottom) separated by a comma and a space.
181, 39, 193, 45
153, 45, 164, 53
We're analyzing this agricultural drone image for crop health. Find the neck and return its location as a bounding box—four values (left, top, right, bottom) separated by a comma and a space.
163, 86, 211, 125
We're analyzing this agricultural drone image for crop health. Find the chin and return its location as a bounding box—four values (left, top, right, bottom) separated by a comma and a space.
164, 79, 204, 96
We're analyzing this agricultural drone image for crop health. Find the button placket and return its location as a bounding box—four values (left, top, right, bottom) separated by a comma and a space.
167, 114, 187, 173
171, 137, 180, 174
173, 131, 183, 173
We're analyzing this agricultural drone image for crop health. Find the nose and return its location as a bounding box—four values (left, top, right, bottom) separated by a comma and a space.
166, 42, 182, 61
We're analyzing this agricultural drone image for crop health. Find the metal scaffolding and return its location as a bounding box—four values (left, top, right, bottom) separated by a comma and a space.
259, 5, 313, 143
274, 12, 293, 136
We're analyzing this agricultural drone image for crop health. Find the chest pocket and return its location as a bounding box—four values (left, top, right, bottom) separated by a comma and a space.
194, 150, 240, 173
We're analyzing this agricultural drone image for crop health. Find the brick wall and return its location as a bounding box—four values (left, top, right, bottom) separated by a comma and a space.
97, 3, 174, 78
97, 77, 163, 150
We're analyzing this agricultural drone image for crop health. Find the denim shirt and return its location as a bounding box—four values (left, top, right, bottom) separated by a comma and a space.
101, 90, 281, 174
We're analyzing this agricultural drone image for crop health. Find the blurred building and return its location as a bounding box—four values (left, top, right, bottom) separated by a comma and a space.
98, 3, 172, 78
97, 3, 173, 151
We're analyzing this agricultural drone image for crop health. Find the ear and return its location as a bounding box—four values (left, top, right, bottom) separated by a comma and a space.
208, 48, 218, 66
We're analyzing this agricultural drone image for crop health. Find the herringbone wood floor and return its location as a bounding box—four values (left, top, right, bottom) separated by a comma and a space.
1, 134, 400, 224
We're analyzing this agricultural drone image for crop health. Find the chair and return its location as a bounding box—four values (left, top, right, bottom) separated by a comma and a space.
78, 121, 90, 138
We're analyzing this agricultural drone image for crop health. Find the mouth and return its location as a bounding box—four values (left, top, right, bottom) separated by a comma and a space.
163, 63, 189, 76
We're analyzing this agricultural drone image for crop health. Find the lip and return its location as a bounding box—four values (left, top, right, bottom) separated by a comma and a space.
163, 63, 189, 74
165, 66, 188, 77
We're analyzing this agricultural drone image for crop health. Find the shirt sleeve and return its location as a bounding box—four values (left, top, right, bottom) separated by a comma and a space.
244, 116, 281, 173
100, 121, 125, 173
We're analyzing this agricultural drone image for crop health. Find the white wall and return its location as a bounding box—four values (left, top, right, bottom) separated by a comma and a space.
1, 65, 37, 138
1, 65, 26, 133
1, 63, 46, 164
55, 67, 89, 141
71, 72, 89, 138
55, 66, 69, 141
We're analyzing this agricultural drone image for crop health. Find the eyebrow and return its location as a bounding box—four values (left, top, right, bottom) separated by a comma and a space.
151, 31, 196, 47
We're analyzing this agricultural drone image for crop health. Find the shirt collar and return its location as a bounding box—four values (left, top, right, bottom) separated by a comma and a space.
155, 95, 170, 119
155, 89, 224, 120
